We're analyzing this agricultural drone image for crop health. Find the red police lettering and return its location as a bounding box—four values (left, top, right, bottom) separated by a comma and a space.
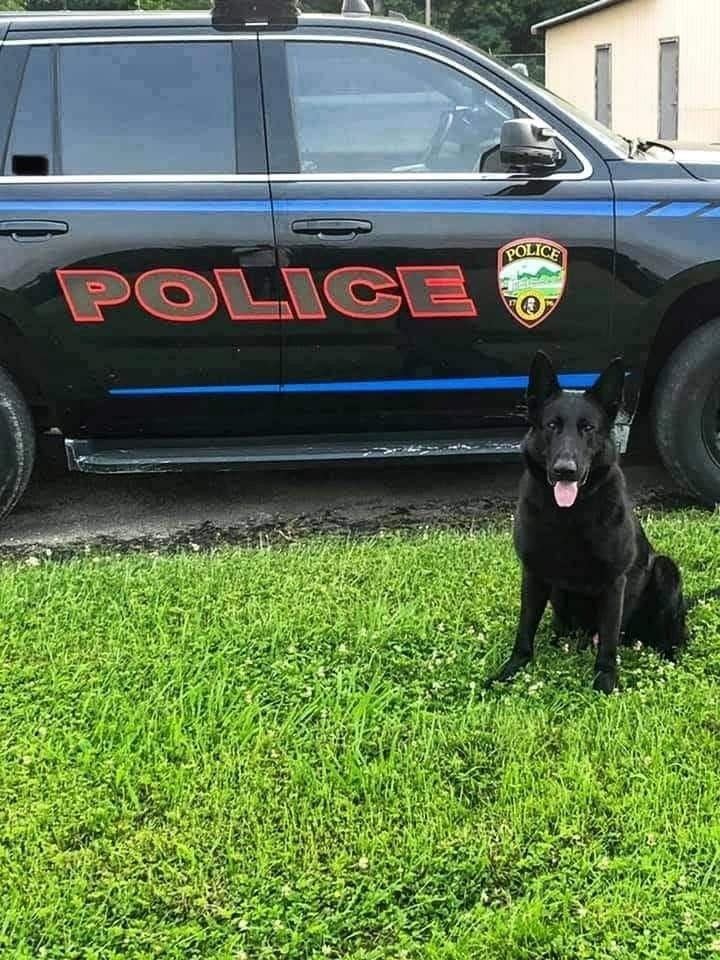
59, 265, 479, 324
397, 265, 478, 318
56, 269, 131, 323
135, 269, 218, 323
324, 267, 402, 320
215, 268, 292, 322
281, 267, 327, 321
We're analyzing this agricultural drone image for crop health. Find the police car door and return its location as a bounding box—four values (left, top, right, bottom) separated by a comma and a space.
262, 29, 614, 435
1, 30, 280, 440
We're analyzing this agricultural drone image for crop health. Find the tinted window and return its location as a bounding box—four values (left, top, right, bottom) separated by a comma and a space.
59, 42, 240, 175
286, 41, 520, 174
6, 46, 53, 175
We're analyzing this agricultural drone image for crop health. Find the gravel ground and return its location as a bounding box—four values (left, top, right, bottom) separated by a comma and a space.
0, 436, 693, 558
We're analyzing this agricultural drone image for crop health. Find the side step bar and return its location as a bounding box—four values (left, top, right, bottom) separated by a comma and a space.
65, 430, 525, 474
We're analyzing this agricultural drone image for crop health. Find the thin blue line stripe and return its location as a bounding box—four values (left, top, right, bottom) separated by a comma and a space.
110, 373, 599, 397
277, 198, 616, 217
648, 201, 708, 218
616, 200, 658, 217
112, 384, 279, 396
0, 199, 271, 213
0, 198, 707, 217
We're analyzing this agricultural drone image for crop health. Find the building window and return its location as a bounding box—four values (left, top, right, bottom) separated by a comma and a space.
658, 38, 679, 140
595, 44, 612, 128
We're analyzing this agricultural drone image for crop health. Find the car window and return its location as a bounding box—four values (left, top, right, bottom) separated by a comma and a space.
5, 46, 54, 176
285, 40, 520, 175
58, 42, 244, 176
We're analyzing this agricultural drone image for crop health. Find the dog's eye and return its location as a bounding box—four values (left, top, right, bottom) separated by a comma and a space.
546, 419, 561, 432
579, 422, 595, 434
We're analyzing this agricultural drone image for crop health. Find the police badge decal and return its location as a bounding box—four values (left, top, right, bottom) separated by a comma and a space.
497, 237, 568, 329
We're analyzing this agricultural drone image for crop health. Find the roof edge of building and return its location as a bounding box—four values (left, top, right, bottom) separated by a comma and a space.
531, 0, 628, 35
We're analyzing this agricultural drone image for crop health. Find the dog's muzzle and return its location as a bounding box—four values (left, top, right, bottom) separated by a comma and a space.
547, 466, 590, 508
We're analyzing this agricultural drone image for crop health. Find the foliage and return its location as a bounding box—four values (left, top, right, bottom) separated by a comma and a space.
286, 0, 577, 56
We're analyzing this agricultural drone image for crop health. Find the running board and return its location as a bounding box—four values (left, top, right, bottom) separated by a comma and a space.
65, 431, 524, 474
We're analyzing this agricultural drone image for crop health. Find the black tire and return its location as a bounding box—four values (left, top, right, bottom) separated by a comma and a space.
652, 317, 720, 506
0, 366, 35, 521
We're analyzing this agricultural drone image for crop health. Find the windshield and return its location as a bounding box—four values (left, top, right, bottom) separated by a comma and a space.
478, 48, 630, 157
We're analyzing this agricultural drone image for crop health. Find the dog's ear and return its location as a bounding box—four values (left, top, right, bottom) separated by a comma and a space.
527, 351, 561, 423
586, 357, 625, 422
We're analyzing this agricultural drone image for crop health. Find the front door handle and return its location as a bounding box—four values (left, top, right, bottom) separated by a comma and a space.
0, 220, 69, 242
291, 218, 372, 239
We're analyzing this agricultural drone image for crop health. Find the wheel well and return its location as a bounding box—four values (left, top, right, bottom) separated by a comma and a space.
637, 280, 720, 416
0, 315, 52, 430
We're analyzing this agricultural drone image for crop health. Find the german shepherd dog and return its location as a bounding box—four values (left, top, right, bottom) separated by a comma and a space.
490, 351, 688, 694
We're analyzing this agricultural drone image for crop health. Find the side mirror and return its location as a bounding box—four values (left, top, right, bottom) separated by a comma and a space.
500, 118, 562, 171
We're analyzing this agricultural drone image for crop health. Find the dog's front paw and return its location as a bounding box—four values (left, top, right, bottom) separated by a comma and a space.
486, 654, 532, 687
592, 667, 617, 694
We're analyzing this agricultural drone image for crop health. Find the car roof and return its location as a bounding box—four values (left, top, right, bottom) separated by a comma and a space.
2, 10, 417, 33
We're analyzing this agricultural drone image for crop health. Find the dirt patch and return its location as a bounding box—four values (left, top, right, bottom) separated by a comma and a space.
0, 459, 696, 562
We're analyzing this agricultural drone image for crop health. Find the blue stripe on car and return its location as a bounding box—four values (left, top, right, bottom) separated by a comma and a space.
0, 199, 708, 216
110, 373, 600, 397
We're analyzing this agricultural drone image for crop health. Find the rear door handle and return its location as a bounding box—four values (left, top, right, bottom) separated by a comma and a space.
0, 219, 69, 242
291, 218, 372, 239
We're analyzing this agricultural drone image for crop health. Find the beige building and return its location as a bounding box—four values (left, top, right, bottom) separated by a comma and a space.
532, 0, 720, 143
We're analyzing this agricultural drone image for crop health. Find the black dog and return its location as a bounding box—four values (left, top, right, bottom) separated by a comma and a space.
491, 351, 687, 694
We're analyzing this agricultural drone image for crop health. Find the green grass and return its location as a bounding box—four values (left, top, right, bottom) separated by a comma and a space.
2, 511, 720, 959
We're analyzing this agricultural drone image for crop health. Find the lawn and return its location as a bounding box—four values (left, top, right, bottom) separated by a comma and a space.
1, 511, 720, 960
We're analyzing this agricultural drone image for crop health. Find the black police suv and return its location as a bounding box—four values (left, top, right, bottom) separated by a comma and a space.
0, 0, 719, 520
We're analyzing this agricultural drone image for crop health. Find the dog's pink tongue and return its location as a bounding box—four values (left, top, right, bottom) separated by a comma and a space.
554, 481, 578, 508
